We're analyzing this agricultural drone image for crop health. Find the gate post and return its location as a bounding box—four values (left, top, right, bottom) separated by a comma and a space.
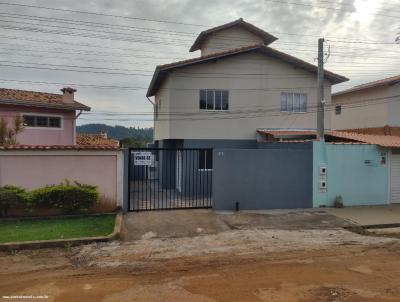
122, 148, 130, 213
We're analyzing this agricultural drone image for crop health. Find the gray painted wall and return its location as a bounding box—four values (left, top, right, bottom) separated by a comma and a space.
213, 145, 313, 210
182, 139, 257, 149
153, 139, 256, 196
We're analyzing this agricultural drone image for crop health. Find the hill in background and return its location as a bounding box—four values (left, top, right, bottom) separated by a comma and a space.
77, 124, 153, 143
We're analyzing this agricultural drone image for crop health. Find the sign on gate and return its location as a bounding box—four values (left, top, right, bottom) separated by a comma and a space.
133, 151, 153, 166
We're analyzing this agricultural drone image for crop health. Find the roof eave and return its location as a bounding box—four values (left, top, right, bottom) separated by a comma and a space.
146, 66, 162, 97
0, 99, 91, 111
147, 44, 348, 96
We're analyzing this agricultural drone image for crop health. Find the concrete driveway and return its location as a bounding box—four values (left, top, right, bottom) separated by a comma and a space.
326, 204, 400, 226
120, 209, 351, 241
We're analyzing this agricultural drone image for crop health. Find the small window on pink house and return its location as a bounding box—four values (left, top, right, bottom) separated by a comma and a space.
23, 115, 62, 128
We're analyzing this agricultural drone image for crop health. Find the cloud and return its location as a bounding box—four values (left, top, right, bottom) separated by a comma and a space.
0, 0, 398, 126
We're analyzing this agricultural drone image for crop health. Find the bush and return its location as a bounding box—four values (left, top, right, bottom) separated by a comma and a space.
0, 186, 28, 216
29, 182, 99, 214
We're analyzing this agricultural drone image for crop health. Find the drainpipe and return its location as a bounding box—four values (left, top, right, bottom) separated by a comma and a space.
147, 97, 155, 143
73, 110, 83, 145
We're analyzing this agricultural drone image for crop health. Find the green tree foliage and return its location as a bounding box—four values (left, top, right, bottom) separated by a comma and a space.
119, 137, 147, 148
76, 124, 153, 141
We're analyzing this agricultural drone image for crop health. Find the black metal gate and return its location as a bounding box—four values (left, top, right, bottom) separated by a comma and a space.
128, 148, 212, 211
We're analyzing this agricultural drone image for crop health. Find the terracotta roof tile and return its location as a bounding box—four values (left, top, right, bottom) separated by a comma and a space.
0, 145, 119, 151
340, 126, 400, 137
328, 131, 400, 148
0, 88, 90, 111
76, 134, 119, 147
257, 129, 318, 136
257, 129, 400, 148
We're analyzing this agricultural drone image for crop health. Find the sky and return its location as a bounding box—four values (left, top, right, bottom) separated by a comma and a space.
0, 0, 399, 127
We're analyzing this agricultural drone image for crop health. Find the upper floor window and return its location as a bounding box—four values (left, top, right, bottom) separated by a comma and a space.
200, 89, 229, 111
281, 92, 307, 113
335, 105, 341, 115
23, 115, 62, 128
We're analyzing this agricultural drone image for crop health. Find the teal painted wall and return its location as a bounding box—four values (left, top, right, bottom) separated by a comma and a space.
313, 141, 388, 207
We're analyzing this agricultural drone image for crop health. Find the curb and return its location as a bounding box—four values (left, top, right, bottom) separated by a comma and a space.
0, 212, 123, 251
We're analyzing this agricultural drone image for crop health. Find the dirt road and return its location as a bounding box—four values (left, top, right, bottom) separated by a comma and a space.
1, 227, 400, 302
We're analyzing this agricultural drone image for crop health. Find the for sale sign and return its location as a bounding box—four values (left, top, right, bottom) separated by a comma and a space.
133, 151, 153, 166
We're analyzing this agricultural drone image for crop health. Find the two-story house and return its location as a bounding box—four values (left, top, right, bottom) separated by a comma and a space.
0, 87, 90, 145
332, 75, 400, 133
147, 19, 348, 151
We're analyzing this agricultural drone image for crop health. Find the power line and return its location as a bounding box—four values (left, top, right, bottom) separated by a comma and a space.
0, 2, 206, 27
0, 2, 398, 44
2, 93, 399, 122
264, 0, 400, 20
79, 94, 400, 121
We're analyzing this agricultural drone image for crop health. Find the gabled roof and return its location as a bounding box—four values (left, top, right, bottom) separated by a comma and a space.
147, 44, 349, 97
189, 18, 278, 52
333, 75, 400, 97
0, 88, 90, 111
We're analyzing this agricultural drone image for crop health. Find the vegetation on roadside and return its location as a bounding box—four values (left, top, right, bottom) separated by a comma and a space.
0, 186, 28, 216
0, 215, 115, 243
0, 181, 99, 216
76, 123, 153, 141
0, 116, 24, 145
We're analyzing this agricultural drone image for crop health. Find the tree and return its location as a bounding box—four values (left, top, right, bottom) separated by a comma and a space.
0, 116, 24, 145
119, 137, 147, 148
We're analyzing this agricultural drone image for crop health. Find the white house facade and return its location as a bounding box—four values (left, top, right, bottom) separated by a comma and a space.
332, 75, 400, 130
147, 19, 347, 149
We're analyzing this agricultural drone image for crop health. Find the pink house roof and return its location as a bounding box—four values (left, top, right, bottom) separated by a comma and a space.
0, 88, 90, 111
0, 145, 119, 151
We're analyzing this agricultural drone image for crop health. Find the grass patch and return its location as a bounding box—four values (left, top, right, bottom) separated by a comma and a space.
0, 215, 116, 243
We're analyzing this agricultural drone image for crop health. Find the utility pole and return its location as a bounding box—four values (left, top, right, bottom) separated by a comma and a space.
317, 38, 325, 140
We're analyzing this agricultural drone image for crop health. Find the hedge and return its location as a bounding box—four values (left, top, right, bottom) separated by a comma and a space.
0, 186, 28, 216
0, 182, 99, 216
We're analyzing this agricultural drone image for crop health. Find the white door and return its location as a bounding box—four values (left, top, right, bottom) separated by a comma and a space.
176, 151, 182, 192
390, 153, 400, 203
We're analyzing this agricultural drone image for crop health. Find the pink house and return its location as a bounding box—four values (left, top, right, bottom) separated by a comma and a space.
0, 87, 123, 211
0, 87, 90, 145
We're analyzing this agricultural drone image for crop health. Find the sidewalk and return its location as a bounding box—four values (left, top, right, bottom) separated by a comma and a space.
326, 204, 400, 226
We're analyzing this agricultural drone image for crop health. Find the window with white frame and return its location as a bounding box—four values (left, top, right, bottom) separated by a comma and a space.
335, 105, 341, 115
200, 89, 229, 111
23, 115, 62, 128
198, 149, 213, 170
281, 92, 307, 113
